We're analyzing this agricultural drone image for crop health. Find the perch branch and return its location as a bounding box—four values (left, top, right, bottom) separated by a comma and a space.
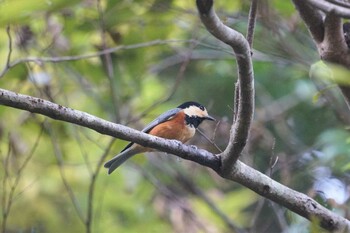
0, 88, 220, 171
0, 88, 348, 231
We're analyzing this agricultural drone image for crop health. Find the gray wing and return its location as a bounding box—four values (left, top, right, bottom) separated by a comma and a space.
120, 108, 181, 152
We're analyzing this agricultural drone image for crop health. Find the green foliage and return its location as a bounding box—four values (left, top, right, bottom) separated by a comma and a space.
1, 0, 349, 232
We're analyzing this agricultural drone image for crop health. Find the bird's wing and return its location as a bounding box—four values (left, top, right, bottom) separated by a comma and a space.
120, 108, 182, 152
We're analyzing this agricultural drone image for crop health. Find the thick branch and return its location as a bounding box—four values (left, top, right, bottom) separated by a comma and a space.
292, 0, 325, 43
0, 88, 349, 231
323, 12, 350, 110
196, 0, 254, 174
293, 0, 350, 108
306, 0, 350, 19
322, 12, 349, 61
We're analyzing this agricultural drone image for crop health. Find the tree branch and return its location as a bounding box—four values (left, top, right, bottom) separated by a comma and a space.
227, 162, 350, 232
246, 0, 258, 49
196, 0, 254, 174
305, 0, 350, 18
293, 0, 350, 108
0, 39, 198, 78
0, 87, 349, 231
292, 0, 325, 43
0, 88, 220, 171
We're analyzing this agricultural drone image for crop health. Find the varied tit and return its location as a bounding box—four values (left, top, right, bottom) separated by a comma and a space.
104, 101, 215, 174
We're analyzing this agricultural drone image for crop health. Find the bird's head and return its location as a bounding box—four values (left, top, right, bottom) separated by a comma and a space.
178, 101, 215, 128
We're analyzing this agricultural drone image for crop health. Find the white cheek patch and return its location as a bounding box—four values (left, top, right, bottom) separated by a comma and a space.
184, 106, 207, 117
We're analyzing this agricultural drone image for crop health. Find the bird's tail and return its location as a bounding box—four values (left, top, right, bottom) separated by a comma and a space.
104, 147, 142, 174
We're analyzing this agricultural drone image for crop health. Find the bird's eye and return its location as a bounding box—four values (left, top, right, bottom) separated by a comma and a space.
199, 105, 205, 111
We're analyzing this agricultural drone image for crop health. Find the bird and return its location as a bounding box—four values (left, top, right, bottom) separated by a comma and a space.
104, 101, 215, 174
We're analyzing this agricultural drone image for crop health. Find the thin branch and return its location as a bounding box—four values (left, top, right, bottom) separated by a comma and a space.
97, 0, 120, 123
196, 0, 254, 174
176, 172, 247, 233
197, 128, 223, 153
1, 125, 43, 233
1, 136, 11, 233
0, 39, 198, 78
127, 39, 200, 125
45, 121, 85, 224
246, 0, 259, 49
86, 139, 115, 233
4, 26, 13, 72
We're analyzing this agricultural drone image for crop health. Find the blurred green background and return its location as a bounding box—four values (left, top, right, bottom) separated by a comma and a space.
1, 0, 350, 232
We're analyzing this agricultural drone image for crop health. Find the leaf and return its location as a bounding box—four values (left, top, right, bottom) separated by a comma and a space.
310, 61, 350, 86
0, 0, 80, 25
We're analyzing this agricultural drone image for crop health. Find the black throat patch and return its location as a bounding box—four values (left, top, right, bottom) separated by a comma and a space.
185, 115, 205, 128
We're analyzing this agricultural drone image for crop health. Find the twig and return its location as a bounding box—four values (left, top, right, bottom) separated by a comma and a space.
5, 26, 12, 71
1, 136, 11, 233
0, 39, 198, 78
127, 39, 200, 125
1, 126, 44, 233
45, 121, 86, 224
0, 26, 13, 80
86, 139, 115, 233
176, 172, 247, 233
268, 139, 278, 177
97, 0, 120, 123
197, 128, 223, 153
246, 0, 258, 49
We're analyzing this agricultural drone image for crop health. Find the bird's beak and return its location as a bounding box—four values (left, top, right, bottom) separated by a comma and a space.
206, 115, 216, 121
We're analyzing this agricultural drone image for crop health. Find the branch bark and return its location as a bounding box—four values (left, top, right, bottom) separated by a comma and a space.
196, 0, 254, 174
0, 88, 349, 232
193, 0, 350, 231
293, 0, 350, 108
306, 0, 350, 18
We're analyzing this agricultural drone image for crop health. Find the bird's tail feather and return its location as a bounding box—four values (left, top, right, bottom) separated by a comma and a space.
104, 148, 141, 174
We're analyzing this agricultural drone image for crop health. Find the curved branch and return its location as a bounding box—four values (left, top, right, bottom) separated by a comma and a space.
196, 0, 254, 174
306, 0, 350, 19
0, 88, 349, 231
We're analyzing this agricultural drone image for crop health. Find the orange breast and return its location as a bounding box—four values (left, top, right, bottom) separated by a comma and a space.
133, 111, 195, 152
148, 111, 195, 143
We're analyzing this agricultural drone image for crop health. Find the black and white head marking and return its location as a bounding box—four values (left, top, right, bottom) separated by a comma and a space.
178, 101, 215, 128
